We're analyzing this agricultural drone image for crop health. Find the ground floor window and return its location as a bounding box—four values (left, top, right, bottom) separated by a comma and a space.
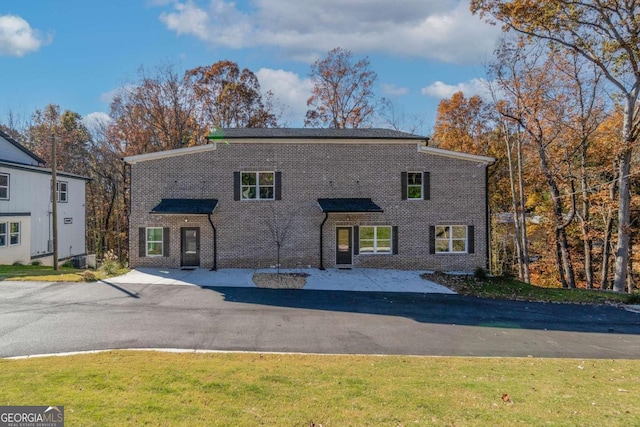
435, 225, 467, 253
0, 223, 6, 246
9, 222, 20, 246
359, 226, 392, 254
146, 227, 164, 256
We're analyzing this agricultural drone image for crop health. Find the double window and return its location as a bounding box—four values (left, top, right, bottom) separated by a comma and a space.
432, 225, 474, 254
0, 173, 8, 200
234, 171, 281, 201
359, 226, 392, 254
0, 222, 20, 247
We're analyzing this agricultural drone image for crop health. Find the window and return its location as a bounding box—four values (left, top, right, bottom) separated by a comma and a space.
401, 172, 429, 200
57, 181, 68, 203
407, 172, 423, 199
359, 226, 392, 254
435, 225, 467, 253
146, 227, 164, 256
0, 223, 6, 247
9, 222, 20, 246
241, 172, 274, 200
0, 173, 8, 200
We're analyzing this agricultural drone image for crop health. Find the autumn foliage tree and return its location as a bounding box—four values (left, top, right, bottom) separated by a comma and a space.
305, 48, 377, 129
471, 0, 640, 292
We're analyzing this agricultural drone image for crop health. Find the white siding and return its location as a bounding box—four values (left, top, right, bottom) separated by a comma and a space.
0, 164, 86, 263
0, 136, 40, 166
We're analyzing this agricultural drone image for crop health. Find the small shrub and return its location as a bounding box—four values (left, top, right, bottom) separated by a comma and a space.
83, 270, 98, 282
100, 249, 122, 276
474, 267, 488, 280
31, 260, 42, 266
12, 261, 23, 266
627, 293, 640, 305
61, 260, 74, 268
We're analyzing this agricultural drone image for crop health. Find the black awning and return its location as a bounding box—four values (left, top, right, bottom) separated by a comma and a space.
151, 198, 218, 215
317, 198, 383, 213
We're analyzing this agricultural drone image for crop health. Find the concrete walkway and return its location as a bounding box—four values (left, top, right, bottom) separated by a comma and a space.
106, 267, 455, 294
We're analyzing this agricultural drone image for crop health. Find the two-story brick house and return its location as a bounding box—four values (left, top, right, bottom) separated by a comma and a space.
124, 128, 494, 272
0, 130, 88, 266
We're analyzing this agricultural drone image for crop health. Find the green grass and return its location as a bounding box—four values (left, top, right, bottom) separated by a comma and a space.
423, 273, 637, 305
0, 264, 128, 282
0, 351, 638, 426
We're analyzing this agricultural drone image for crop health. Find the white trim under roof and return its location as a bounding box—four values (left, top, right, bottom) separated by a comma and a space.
418, 145, 495, 165
123, 143, 218, 165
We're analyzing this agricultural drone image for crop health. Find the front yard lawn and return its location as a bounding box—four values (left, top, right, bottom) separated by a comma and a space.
0, 264, 127, 282
1, 351, 638, 426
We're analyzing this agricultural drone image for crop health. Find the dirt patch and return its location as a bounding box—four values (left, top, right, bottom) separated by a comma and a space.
252, 272, 309, 289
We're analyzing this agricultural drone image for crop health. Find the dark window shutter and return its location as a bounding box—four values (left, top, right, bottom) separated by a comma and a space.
392, 226, 399, 255
424, 172, 431, 200
163, 227, 170, 257
429, 225, 436, 254
275, 171, 282, 200
468, 225, 475, 254
139, 228, 146, 257
233, 172, 240, 201
353, 226, 359, 255
401, 172, 407, 200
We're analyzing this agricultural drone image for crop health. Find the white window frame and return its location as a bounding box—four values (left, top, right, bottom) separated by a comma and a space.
0, 223, 6, 247
359, 225, 392, 254
146, 227, 163, 257
407, 172, 423, 200
9, 222, 20, 246
57, 181, 68, 203
241, 171, 275, 200
435, 225, 467, 254
0, 173, 9, 200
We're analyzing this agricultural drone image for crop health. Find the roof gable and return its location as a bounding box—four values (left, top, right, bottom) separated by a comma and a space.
0, 129, 45, 166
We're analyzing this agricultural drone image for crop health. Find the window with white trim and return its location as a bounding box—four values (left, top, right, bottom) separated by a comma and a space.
57, 181, 68, 203
0, 173, 8, 200
9, 222, 20, 246
146, 227, 164, 256
407, 172, 423, 199
359, 226, 392, 254
435, 225, 467, 253
241, 171, 274, 200
0, 223, 6, 247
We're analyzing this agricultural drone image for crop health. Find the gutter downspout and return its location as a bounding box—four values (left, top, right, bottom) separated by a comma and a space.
319, 212, 329, 270
208, 213, 217, 271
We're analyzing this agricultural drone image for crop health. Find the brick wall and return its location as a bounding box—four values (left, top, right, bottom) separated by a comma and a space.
129, 142, 489, 272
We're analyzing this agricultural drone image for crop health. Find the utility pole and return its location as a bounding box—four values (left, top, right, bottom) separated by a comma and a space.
51, 133, 59, 270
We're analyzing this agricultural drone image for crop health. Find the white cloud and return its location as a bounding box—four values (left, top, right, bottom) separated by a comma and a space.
421, 78, 493, 99
83, 112, 113, 139
381, 83, 409, 96
0, 14, 51, 57
255, 68, 313, 126
99, 85, 136, 105
156, 0, 500, 64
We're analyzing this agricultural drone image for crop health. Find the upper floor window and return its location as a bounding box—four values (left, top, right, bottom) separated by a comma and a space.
234, 171, 281, 201
0, 173, 8, 200
57, 181, 68, 203
401, 172, 430, 200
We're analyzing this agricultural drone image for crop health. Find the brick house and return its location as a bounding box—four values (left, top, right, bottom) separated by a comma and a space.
124, 128, 494, 272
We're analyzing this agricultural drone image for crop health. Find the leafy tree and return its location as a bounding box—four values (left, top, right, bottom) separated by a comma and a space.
185, 60, 278, 129
305, 47, 377, 129
471, 0, 640, 292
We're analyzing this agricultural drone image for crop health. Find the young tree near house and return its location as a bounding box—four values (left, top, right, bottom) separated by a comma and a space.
471, 0, 640, 292
185, 60, 278, 129
305, 47, 378, 129
265, 204, 299, 274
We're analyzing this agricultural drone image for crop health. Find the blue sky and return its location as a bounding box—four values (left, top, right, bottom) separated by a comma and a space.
0, 0, 502, 134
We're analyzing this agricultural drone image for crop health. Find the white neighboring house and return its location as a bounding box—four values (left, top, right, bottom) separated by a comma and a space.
0, 130, 88, 266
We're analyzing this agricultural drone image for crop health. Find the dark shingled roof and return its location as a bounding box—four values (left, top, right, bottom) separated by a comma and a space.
317, 198, 384, 213
151, 199, 218, 215
206, 128, 426, 141
0, 128, 46, 165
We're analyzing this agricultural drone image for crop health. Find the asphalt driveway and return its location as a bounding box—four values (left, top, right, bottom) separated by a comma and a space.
1, 278, 639, 359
